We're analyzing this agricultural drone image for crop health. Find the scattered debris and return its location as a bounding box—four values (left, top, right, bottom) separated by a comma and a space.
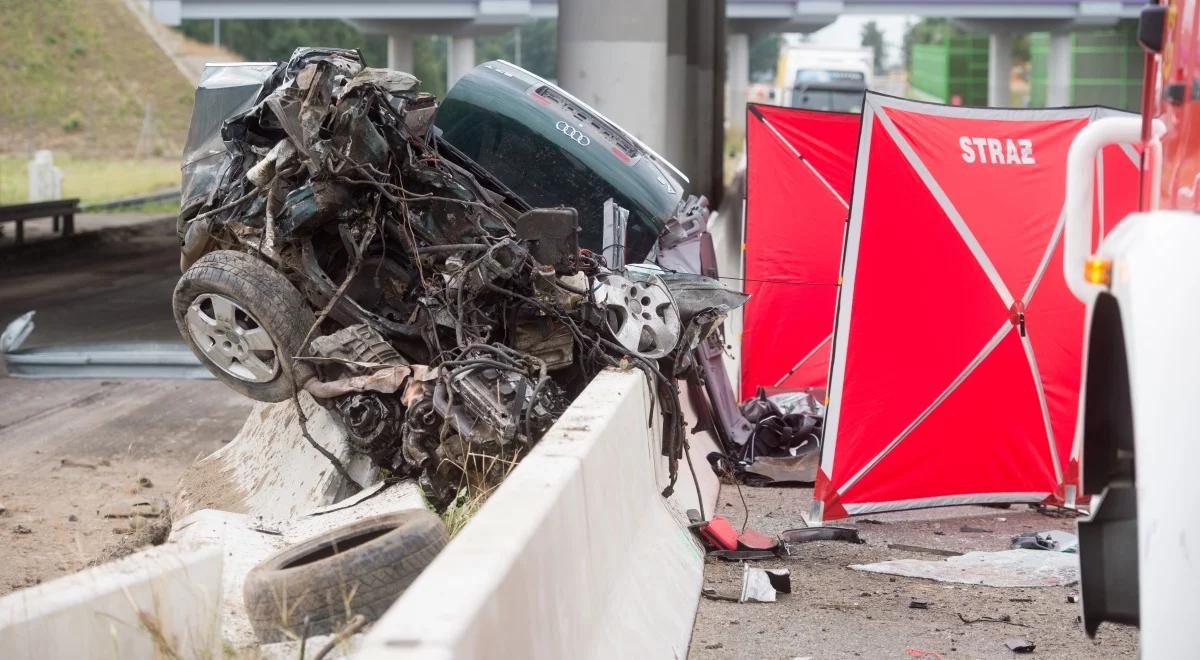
1005, 637, 1036, 653
12, 524, 32, 535
1067, 593, 1080, 603
730, 387, 823, 484
60, 458, 98, 469
737, 527, 778, 551
92, 510, 173, 565
851, 550, 1079, 587
0, 503, 6, 516
138, 476, 153, 489
740, 566, 791, 603
704, 643, 724, 650
99, 498, 166, 519
708, 549, 778, 561
909, 599, 929, 609
696, 516, 739, 551
1011, 530, 1078, 553
175, 48, 747, 511
956, 613, 1029, 627
905, 649, 943, 660
67, 514, 78, 522
1035, 504, 1081, 518
886, 543, 959, 557
701, 587, 740, 602
959, 525, 992, 533
780, 526, 863, 546
700, 570, 788, 603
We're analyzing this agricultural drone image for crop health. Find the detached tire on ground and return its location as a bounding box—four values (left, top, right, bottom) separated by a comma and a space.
173, 250, 315, 402
244, 509, 448, 643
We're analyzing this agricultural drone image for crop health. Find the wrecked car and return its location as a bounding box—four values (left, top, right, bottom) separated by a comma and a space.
173, 48, 747, 508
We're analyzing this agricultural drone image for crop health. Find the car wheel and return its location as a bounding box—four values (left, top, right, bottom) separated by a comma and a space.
173, 250, 316, 402
243, 509, 448, 643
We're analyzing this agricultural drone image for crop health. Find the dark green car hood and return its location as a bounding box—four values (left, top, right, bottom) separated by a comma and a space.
435, 60, 687, 259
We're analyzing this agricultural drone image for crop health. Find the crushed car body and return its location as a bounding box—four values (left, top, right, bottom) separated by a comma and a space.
173, 48, 748, 509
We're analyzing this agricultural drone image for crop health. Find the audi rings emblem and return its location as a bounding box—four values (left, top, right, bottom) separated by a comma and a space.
555, 120, 591, 146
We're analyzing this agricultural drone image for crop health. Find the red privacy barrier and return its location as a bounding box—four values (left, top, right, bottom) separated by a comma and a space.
741, 104, 858, 400
812, 93, 1139, 522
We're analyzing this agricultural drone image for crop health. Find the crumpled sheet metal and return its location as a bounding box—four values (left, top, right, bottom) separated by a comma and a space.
850, 549, 1080, 587
180, 62, 277, 222
302, 364, 435, 405
175, 47, 751, 511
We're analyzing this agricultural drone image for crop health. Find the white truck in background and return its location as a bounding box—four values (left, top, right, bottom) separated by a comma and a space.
774, 42, 873, 112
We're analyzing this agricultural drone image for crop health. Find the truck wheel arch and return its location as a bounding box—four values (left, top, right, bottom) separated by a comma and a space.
1081, 292, 1136, 495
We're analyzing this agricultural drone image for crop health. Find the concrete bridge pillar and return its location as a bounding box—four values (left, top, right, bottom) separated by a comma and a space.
387, 33, 414, 72
557, 0, 670, 152
727, 31, 750, 137
988, 31, 1013, 107
448, 35, 477, 89
665, 0, 689, 169
1046, 32, 1073, 106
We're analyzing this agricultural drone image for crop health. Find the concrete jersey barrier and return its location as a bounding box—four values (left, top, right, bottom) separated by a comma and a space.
358, 367, 720, 660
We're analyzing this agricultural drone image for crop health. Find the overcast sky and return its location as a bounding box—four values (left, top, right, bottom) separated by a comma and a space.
805, 15, 915, 67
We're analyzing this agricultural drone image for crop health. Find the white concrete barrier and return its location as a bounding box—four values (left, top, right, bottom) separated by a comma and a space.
0, 544, 222, 660
357, 367, 720, 660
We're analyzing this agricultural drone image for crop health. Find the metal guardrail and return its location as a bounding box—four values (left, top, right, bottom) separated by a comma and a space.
80, 188, 180, 212
1, 312, 211, 380
0, 198, 79, 245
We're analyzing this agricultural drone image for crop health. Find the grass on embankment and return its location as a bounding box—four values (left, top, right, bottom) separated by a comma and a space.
0, 0, 196, 160
0, 156, 180, 205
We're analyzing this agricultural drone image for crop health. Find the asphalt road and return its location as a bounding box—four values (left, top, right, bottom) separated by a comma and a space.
0, 216, 181, 347
0, 220, 252, 593
688, 486, 1138, 659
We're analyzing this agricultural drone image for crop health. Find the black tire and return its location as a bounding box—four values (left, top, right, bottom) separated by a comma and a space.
173, 250, 315, 402
243, 509, 448, 643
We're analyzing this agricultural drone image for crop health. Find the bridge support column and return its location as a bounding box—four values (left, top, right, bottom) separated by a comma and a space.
665, 0, 689, 168
988, 32, 1013, 107
685, 0, 720, 197
448, 35, 476, 89
727, 31, 749, 138
557, 0, 669, 151
1046, 32, 1073, 106
387, 33, 414, 72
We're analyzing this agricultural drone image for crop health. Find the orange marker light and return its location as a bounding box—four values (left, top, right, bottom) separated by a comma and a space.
1084, 256, 1112, 286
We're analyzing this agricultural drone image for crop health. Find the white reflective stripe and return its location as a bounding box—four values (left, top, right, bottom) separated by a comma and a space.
843, 491, 1051, 515
874, 106, 1015, 309
1097, 148, 1106, 239
756, 113, 850, 210
819, 95, 878, 481
773, 332, 832, 387
838, 320, 1013, 497
1118, 142, 1140, 169
1023, 208, 1066, 303
1021, 332, 1064, 483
